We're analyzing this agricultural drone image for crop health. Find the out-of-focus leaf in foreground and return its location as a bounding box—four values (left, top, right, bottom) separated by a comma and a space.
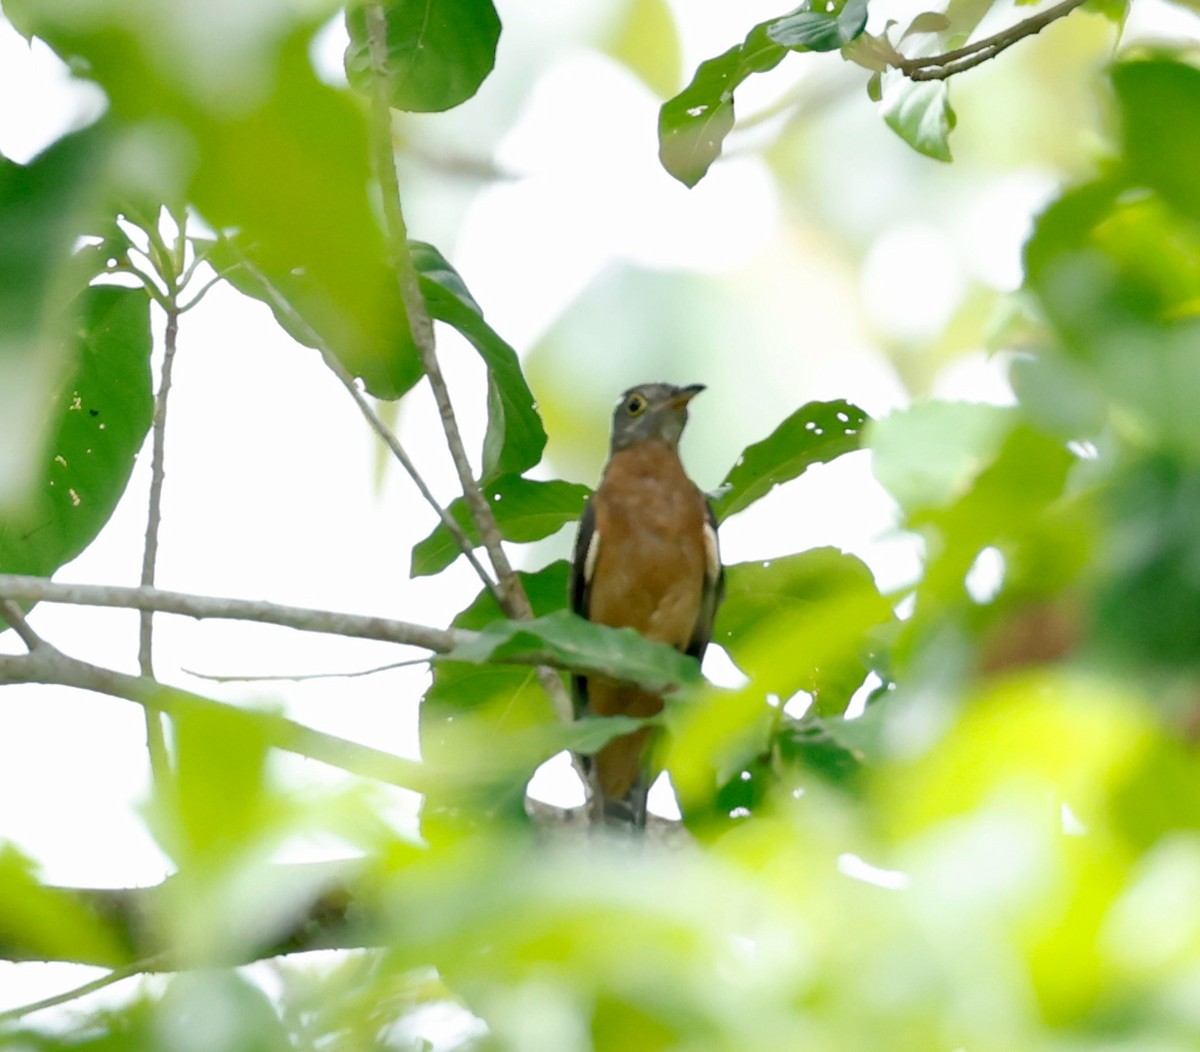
7, 1, 418, 399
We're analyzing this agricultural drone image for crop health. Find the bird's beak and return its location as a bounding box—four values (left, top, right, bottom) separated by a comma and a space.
668, 383, 706, 409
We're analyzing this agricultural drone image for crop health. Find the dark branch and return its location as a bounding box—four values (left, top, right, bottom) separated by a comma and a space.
897, 0, 1087, 81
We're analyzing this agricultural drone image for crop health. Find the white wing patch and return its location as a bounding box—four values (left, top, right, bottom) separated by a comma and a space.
583, 527, 601, 584
703, 521, 721, 583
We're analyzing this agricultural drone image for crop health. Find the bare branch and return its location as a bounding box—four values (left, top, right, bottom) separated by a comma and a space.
897, 0, 1087, 81
0, 647, 430, 792
363, 2, 532, 622
0, 575, 467, 653
0, 599, 42, 652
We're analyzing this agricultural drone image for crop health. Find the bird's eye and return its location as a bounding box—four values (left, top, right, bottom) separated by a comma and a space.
625, 394, 646, 416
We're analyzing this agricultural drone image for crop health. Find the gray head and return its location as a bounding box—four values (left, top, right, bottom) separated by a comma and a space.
609, 382, 706, 454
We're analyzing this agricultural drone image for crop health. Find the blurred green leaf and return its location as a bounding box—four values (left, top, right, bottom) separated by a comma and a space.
767, 0, 869, 52
12, 4, 419, 399
879, 72, 955, 162
658, 22, 786, 187
344, 0, 501, 113
716, 549, 893, 715
0, 286, 152, 578
412, 242, 547, 481
712, 399, 869, 521
604, 0, 682, 98
444, 610, 702, 693
158, 971, 290, 1052
153, 705, 275, 867
1115, 59, 1200, 223
776, 714, 868, 791
0, 844, 123, 965
200, 234, 423, 399
421, 563, 569, 825
869, 402, 1015, 517
902, 11, 952, 37
411, 475, 590, 577
1092, 455, 1200, 670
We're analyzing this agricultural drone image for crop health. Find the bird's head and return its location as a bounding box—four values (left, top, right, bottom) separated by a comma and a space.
609, 382, 706, 454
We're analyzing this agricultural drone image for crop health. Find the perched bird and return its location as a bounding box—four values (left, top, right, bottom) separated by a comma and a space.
570, 383, 724, 826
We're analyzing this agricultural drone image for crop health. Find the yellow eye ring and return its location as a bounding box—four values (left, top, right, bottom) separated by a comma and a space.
626, 394, 646, 416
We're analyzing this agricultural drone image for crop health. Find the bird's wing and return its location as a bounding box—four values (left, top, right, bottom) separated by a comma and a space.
569, 496, 599, 718
686, 502, 725, 661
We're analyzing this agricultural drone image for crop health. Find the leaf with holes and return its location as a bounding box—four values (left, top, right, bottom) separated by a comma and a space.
0, 286, 152, 579
658, 21, 786, 187
710, 399, 869, 521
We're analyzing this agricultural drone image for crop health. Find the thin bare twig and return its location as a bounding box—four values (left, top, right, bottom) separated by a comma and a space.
211, 243, 502, 606
0, 954, 167, 1024
139, 222, 185, 794
897, 0, 1087, 81
363, 2, 532, 621
182, 656, 430, 683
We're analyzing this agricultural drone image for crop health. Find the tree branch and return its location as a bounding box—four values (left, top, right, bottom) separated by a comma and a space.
0, 862, 371, 973
0, 599, 42, 652
363, 2, 533, 622
0, 575, 466, 653
897, 0, 1088, 81
0, 646, 430, 792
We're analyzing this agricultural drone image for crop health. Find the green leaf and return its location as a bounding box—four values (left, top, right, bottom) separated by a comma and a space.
153, 704, 275, 867
413, 242, 547, 481
658, 22, 786, 187
0, 128, 111, 506
443, 610, 702, 693
767, 0, 869, 52
869, 402, 1016, 517
0, 844, 124, 964
0, 286, 153, 578
411, 475, 590, 577
775, 714, 867, 791
716, 549, 893, 715
200, 234, 423, 400
604, 0, 682, 99
711, 399, 869, 521
420, 563, 570, 827
901, 11, 952, 37
1093, 455, 1200, 671
14, 5, 419, 399
1114, 59, 1200, 222
879, 71, 955, 162
344, 0, 501, 113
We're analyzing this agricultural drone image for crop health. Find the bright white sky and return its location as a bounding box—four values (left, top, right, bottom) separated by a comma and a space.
10, 0, 1194, 1021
